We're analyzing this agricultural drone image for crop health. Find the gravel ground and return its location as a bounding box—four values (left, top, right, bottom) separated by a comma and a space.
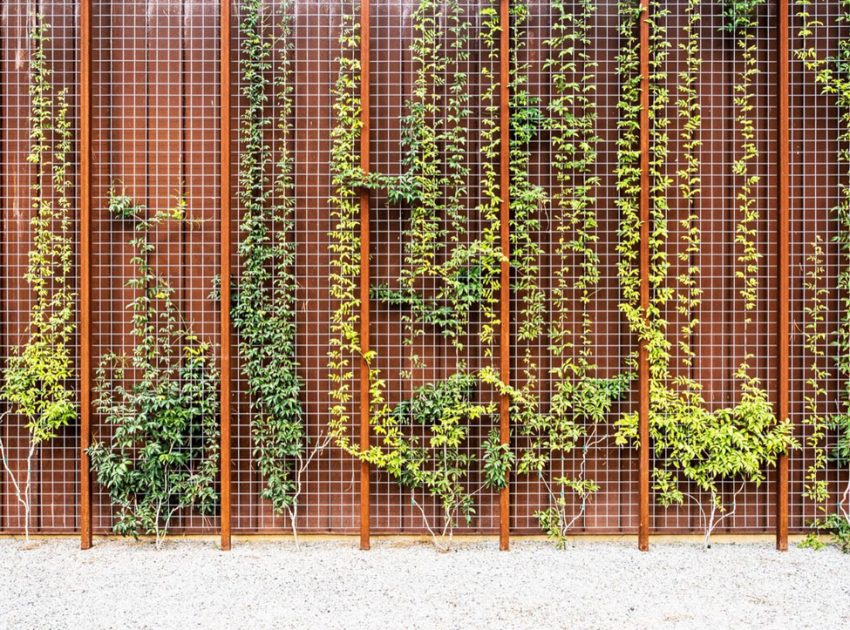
0, 538, 848, 629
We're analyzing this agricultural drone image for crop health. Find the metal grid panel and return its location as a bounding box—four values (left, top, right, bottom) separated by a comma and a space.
3, 0, 849, 541
229, 0, 360, 534
789, 0, 850, 534
369, 0, 501, 536
647, 0, 778, 534
0, 1, 80, 535
91, 0, 221, 535
510, 0, 638, 536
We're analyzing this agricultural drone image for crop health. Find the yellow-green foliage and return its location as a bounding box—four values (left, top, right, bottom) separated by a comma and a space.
0, 16, 77, 542
615, 0, 794, 544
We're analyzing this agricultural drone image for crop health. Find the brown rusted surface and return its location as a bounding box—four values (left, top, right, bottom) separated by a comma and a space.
81, 0, 93, 550
776, 0, 790, 553
220, 0, 233, 552
638, 0, 650, 552
359, 0, 371, 552
499, 0, 511, 553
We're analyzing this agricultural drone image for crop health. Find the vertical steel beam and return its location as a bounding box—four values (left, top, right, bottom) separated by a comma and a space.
638, 0, 651, 553
498, 0, 511, 552
0, 0, 3, 536
220, 0, 233, 552
80, 0, 93, 551
359, 0, 372, 552
776, 0, 790, 552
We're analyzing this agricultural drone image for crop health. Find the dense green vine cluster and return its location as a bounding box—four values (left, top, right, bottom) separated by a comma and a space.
0, 17, 77, 543
234, 0, 309, 522
89, 193, 220, 548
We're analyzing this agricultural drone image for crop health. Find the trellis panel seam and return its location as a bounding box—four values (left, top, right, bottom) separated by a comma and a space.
498, 0, 512, 553
638, 0, 651, 553
359, 0, 372, 552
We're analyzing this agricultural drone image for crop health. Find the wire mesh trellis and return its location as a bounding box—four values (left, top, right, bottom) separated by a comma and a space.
0, 0, 80, 536
1, 0, 849, 542
369, 0, 503, 537
789, 0, 850, 534
229, 0, 361, 534
90, 0, 222, 536
644, 0, 780, 535
509, 0, 639, 537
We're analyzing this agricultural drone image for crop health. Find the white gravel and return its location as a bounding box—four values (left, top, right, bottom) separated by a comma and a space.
0, 538, 848, 629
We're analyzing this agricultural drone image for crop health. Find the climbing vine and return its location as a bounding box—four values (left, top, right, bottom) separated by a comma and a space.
802, 237, 830, 516
88, 193, 220, 548
327, 1, 393, 463
506, 0, 548, 438
615, 0, 794, 546
0, 16, 77, 544
234, 0, 321, 537
614, 0, 644, 384
794, 0, 850, 551
363, 0, 512, 549
517, 0, 629, 547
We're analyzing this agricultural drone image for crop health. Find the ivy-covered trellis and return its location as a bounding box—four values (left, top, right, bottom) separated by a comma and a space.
2, 0, 850, 553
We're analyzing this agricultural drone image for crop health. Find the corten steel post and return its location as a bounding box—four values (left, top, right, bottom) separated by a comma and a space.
638, 0, 651, 552
776, 0, 790, 552
220, 0, 233, 552
359, 0, 372, 552
498, 0, 511, 552
80, 0, 93, 551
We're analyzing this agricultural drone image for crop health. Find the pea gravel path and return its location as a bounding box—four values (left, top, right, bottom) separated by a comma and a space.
0, 538, 848, 629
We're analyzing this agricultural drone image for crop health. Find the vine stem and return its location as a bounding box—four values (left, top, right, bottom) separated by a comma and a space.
284, 434, 333, 550
683, 482, 745, 549
0, 411, 35, 544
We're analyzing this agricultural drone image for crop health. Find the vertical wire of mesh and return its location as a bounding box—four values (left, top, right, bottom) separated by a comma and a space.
0, 0, 80, 535
789, 0, 850, 534
231, 0, 359, 534
91, 0, 221, 535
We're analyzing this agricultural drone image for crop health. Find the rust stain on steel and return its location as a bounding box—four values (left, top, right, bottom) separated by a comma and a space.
499, 0, 511, 552
80, 0, 93, 551
220, 0, 232, 552
776, 0, 790, 553
638, 0, 651, 553
359, 0, 372, 552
